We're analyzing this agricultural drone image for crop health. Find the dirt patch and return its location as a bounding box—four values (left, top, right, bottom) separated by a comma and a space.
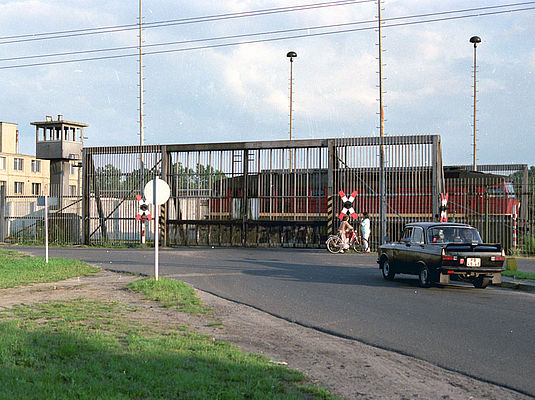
0, 270, 530, 400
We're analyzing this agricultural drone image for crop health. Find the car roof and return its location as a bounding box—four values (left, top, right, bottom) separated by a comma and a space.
405, 222, 472, 229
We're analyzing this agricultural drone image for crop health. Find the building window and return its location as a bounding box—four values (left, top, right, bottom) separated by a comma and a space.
31, 160, 41, 173
70, 162, 76, 175
0, 157, 5, 170
69, 185, 77, 196
14, 158, 23, 171
32, 183, 41, 195
14, 182, 23, 194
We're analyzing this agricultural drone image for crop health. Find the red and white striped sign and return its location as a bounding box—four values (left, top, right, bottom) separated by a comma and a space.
440, 193, 448, 222
135, 194, 153, 221
338, 190, 358, 220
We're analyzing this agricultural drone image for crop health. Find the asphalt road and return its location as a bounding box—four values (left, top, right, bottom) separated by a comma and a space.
10, 246, 535, 397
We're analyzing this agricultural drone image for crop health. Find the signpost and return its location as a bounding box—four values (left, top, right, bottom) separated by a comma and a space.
37, 196, 53, 263
143, 177, 170, 281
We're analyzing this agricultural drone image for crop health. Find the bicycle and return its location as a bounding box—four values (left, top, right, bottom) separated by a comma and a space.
326, 230, 368, 254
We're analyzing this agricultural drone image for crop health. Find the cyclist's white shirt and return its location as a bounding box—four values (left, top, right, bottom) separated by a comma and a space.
360, 218, 370, 237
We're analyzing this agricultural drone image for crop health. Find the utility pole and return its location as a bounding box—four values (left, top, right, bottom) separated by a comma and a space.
139, 0, 144, 147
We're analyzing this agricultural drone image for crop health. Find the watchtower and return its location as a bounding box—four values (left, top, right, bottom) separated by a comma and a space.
31, 115, 88, 197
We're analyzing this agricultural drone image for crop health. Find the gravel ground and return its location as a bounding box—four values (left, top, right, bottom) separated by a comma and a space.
0, 270, 531, 400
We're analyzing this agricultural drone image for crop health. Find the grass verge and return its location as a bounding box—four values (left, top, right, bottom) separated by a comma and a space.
0, 248, 100, 289
0, 299, 335, 399
127, 277, 209, 314
501, 270, 535, 280
0, 250, 338, 399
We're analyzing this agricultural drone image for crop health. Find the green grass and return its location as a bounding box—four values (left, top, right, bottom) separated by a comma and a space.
0, 248, 100, 289
0, 249, 338, 399
0, 299, 337, 399
501, 270, 535, 280
127, 277, 210, 314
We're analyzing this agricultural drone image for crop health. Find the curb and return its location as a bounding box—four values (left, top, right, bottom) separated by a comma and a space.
495, 277, 535, 293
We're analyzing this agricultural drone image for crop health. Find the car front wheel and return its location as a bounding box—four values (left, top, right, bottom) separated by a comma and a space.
381, 258, 395, 280
418, 264, 432, 288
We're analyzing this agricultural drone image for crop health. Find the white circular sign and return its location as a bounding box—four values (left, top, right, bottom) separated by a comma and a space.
144, 177, 170, 205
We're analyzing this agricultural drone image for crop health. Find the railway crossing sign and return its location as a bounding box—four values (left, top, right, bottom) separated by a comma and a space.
143, 177, 171, 281
338, 190, 358, 220
439, 193, 448, 222
135, 194, 152, 221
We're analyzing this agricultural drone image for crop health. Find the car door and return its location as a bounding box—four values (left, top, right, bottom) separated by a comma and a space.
395, 226, 413, 272
405, 226, 425, 274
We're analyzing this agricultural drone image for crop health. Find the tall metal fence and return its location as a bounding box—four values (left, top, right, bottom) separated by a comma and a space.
81, 135, 443, 249
1, 137, 531, 254
444, 164, 534, 255
0, 185, 82, 244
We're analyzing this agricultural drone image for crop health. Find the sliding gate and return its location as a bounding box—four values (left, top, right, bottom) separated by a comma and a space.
82, 135, 443, 249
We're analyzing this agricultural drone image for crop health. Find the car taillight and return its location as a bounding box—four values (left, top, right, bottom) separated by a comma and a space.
442, 255, 455, 261
491, 256, 505, 262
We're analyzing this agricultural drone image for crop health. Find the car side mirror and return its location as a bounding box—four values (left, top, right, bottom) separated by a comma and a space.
403, 237, 411, 246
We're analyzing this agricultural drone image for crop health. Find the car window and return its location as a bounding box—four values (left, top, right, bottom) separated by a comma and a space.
411, 227, 424, 244
427, 227, 483, 244
401, 227, 412, 241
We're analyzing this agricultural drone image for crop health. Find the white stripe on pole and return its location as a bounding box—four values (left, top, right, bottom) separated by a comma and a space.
154, 178, 159, 281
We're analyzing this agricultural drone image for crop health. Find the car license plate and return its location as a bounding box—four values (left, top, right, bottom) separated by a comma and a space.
466, 258, 481, 267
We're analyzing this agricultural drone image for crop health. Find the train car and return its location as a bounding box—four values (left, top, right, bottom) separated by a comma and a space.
208, 167, 519, 220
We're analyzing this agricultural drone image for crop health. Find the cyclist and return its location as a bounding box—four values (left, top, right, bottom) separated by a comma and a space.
338, 215, 353, 252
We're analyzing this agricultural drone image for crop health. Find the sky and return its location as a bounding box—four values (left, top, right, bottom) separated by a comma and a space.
0, 0, 533, 166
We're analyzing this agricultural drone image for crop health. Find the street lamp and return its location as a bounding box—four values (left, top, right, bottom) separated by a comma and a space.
470, 35, 481, 171
287, 51, 297, 171
286, 51, 297, 142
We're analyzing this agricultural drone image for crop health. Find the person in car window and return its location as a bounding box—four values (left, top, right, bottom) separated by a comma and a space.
461, 229, 473, 242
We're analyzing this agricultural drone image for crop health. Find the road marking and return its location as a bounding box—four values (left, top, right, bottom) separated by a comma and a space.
165, 272, 243, 278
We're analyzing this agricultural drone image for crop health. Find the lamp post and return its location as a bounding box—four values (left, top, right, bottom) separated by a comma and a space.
470, 35, 481, 171
286, 51, 297, 142
287, 51, 297, 171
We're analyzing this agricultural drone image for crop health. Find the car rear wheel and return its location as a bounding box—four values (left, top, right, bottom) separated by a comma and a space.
418, 264, 432, 288
381, 258, 395, 280
472, 276, 490, 289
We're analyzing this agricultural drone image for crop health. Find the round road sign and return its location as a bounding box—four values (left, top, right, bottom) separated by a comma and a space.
144, 177, 170, 205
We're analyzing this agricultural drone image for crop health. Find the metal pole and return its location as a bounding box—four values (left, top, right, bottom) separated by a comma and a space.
139, 0, 144, 147
470, 36, 481, 171
473, 44, 477, 171
287, 51, 297, 171
153, 178, 159, 280
289, 58, 294, 142
378, 0, 386, 244
45, 194, 49, 263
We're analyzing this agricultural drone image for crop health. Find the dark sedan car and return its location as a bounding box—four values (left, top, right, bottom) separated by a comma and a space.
377, 222, 505, 288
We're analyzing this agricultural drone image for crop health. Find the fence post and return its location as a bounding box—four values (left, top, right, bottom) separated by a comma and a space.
327, 140, 334, 236
0, 185, 5, 242
242, 149, 249, 247
161, 145, 168, 247
82, 148, 89, 245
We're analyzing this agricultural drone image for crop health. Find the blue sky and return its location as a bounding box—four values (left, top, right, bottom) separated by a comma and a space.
0, 0, 533, 166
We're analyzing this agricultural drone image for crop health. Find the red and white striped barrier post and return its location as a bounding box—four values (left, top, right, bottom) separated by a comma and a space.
135, 194, 152, 244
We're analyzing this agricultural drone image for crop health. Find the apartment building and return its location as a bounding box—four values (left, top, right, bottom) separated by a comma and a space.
0, 122, 50, 196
